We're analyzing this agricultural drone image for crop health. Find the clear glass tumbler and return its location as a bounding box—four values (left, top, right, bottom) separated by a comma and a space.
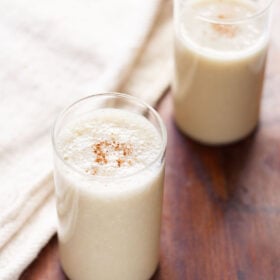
52, 93, 167, 280
173, 0, 273, 145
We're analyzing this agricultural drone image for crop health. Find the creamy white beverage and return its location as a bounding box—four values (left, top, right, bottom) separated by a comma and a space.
173, 0, 270, 144
53, 107, 165, 280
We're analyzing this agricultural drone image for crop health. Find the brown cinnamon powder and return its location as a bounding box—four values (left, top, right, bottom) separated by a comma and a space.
211, 14, 237, 38
90, 140, 133, 174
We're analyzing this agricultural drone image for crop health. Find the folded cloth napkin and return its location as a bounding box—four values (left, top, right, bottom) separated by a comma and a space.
0, 0, 172, 279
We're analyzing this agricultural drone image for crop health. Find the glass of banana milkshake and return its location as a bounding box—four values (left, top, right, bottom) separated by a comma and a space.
173, 0, 273, 145
52, 93, 167, 280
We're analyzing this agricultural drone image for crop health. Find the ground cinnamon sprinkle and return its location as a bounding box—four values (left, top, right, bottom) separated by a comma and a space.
218, 14, 227, 19
116, 158, 124, 167
90, 140, 133, 174
85, 167, 98, 175
211, 14, 237, 38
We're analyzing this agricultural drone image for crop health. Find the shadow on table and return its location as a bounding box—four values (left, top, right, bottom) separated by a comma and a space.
175, 120, 280, 214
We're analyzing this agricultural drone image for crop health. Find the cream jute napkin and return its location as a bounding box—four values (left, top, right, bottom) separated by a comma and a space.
0, 0, 172, 279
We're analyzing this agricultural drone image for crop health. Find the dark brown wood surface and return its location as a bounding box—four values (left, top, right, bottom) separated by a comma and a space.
20, 11, 280, 280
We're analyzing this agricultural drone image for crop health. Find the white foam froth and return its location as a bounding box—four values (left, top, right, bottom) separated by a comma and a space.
56, 108, 162, 177
179, 0, 266, 57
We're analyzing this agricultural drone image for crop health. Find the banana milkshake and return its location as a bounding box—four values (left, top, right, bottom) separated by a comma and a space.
52, 94, 166, 280
173, 0, 271, 144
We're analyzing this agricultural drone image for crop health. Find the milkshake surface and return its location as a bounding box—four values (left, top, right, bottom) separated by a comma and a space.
57, 108, 162, 178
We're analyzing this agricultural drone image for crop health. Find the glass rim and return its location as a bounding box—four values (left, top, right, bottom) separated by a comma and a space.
183, 0, 274, 25
51, 92, 167, 181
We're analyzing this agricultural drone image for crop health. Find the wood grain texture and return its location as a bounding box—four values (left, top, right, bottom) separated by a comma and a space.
20, 5, 280, 280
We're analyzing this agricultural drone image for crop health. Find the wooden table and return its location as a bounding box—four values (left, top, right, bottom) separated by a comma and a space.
20, 11, 280, 280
